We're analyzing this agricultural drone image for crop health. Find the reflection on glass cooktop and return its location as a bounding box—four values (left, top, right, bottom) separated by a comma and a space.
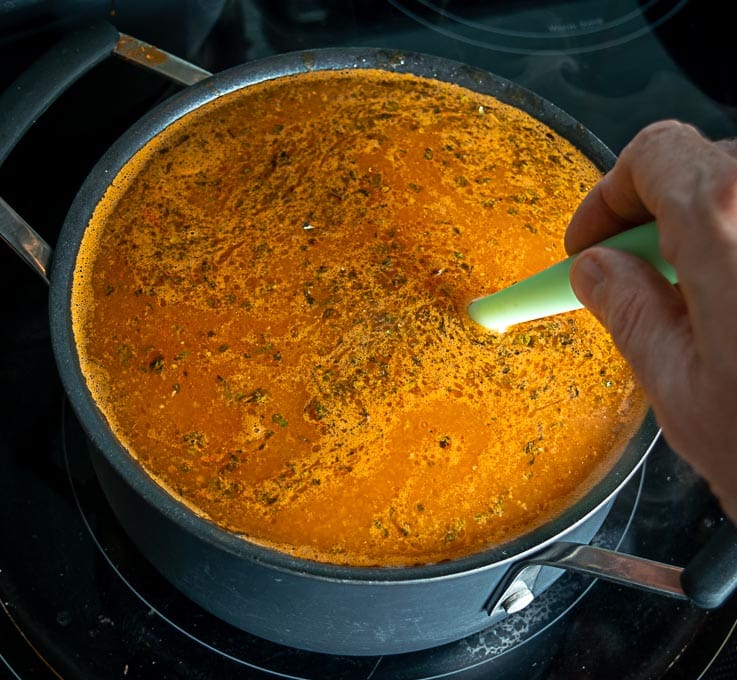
251, 0, 737, 151
384, 0, 689, 54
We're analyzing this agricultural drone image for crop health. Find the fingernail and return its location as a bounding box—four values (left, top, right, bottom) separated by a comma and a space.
570, 253, 605, 312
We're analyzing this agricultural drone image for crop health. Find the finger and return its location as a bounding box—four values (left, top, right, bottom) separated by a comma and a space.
566, 121, 737, 357
569, 121, 737, 261
569, 246, 693, 409
564, 120, 690, 255
655, 177, 737, 361
641, 140, 737, 358
563, 173, 651, 255
565, 120, 734, 255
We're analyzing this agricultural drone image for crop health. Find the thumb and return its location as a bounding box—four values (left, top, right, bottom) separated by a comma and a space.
569, 247, 690, 400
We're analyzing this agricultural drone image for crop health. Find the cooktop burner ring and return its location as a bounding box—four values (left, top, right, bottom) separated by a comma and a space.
386, 0, 688, 54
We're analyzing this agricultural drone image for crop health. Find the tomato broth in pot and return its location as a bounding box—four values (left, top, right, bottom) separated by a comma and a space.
71, 67, 645, 568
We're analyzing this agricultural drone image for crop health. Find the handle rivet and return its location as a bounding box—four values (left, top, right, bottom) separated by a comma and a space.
500, 581, 535, 614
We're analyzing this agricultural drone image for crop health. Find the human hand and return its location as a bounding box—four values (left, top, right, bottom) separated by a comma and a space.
566, 120, 737, 524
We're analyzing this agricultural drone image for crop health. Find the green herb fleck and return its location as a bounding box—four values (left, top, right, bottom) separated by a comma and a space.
306, 398, 328, 421
149, 354, 165, 373
259, 491, 279, 506
272, 413, 288, 428
183, 431, 207, 451
246, 388, 268, 404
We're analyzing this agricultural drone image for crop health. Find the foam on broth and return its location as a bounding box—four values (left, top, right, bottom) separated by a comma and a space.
72, 69, 645, 567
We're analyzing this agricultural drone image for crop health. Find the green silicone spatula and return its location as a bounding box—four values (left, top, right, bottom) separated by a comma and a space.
467, 222, 678, 332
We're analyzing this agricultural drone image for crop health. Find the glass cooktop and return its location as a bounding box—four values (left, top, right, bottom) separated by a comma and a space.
1, 1, 736, 677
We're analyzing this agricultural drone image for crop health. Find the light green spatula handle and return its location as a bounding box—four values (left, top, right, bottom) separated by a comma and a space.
467, 222, 677, 332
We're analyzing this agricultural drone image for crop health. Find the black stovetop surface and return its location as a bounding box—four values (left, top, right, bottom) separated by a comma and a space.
2, 1, 737, 678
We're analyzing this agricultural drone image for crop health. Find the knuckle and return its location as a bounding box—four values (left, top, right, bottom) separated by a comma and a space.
687, 155, 737, 252
708, 165, 737, 222
624, 119, 692, 158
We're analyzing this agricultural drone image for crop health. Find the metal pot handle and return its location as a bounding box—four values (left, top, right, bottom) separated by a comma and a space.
488, 518, 737, 617
0, 21, 211, 281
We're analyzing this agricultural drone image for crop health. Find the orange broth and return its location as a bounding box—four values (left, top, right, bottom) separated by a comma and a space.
71, 69, 644, 567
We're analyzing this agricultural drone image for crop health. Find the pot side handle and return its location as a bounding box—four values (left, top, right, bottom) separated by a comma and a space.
487, 518, 737, 617
0, 22, 121, 283
0, 198, 53, 284
0, 22, 121, 168
0, 22, 212, 281
681, 519, 737, 608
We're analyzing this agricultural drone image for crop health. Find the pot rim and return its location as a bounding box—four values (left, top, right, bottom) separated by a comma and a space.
49, 46, 659, 584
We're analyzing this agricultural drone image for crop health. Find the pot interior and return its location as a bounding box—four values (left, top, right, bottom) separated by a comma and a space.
49, 48, 657, 581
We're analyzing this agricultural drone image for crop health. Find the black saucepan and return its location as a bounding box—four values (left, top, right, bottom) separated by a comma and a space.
1, 22, 736, 656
